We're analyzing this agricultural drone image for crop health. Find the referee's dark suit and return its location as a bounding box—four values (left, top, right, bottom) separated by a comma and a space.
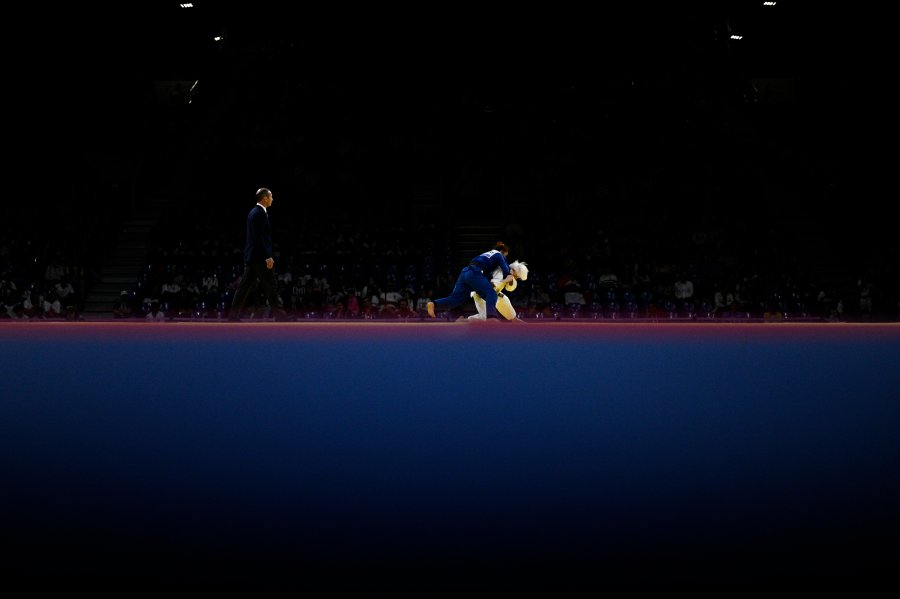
229, 188, 288, 320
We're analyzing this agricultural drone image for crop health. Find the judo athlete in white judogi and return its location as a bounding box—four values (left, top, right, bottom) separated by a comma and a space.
468, 260, 529, 320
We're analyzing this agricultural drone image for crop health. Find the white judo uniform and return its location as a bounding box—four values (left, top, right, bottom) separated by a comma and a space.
468, 260, 528, 320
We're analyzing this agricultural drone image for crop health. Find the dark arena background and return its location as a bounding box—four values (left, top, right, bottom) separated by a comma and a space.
3, 2, 897, 591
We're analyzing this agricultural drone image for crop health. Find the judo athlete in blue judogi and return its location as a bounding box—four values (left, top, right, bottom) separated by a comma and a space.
427, 242, 515, 320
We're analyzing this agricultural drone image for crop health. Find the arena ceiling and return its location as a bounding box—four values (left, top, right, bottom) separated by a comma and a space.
45, 1, 847, 82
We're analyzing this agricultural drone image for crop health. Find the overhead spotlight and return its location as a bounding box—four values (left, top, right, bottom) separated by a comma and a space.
763, 2, 777, 6
180, 3, 194, 7
730, 34, 743, 40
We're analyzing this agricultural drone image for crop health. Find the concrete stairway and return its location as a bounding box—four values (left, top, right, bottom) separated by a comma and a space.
81, 211, 159, 317
453, 222, 503, 267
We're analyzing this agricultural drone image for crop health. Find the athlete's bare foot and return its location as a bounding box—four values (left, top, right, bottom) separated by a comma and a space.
426, 301, 435, 318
